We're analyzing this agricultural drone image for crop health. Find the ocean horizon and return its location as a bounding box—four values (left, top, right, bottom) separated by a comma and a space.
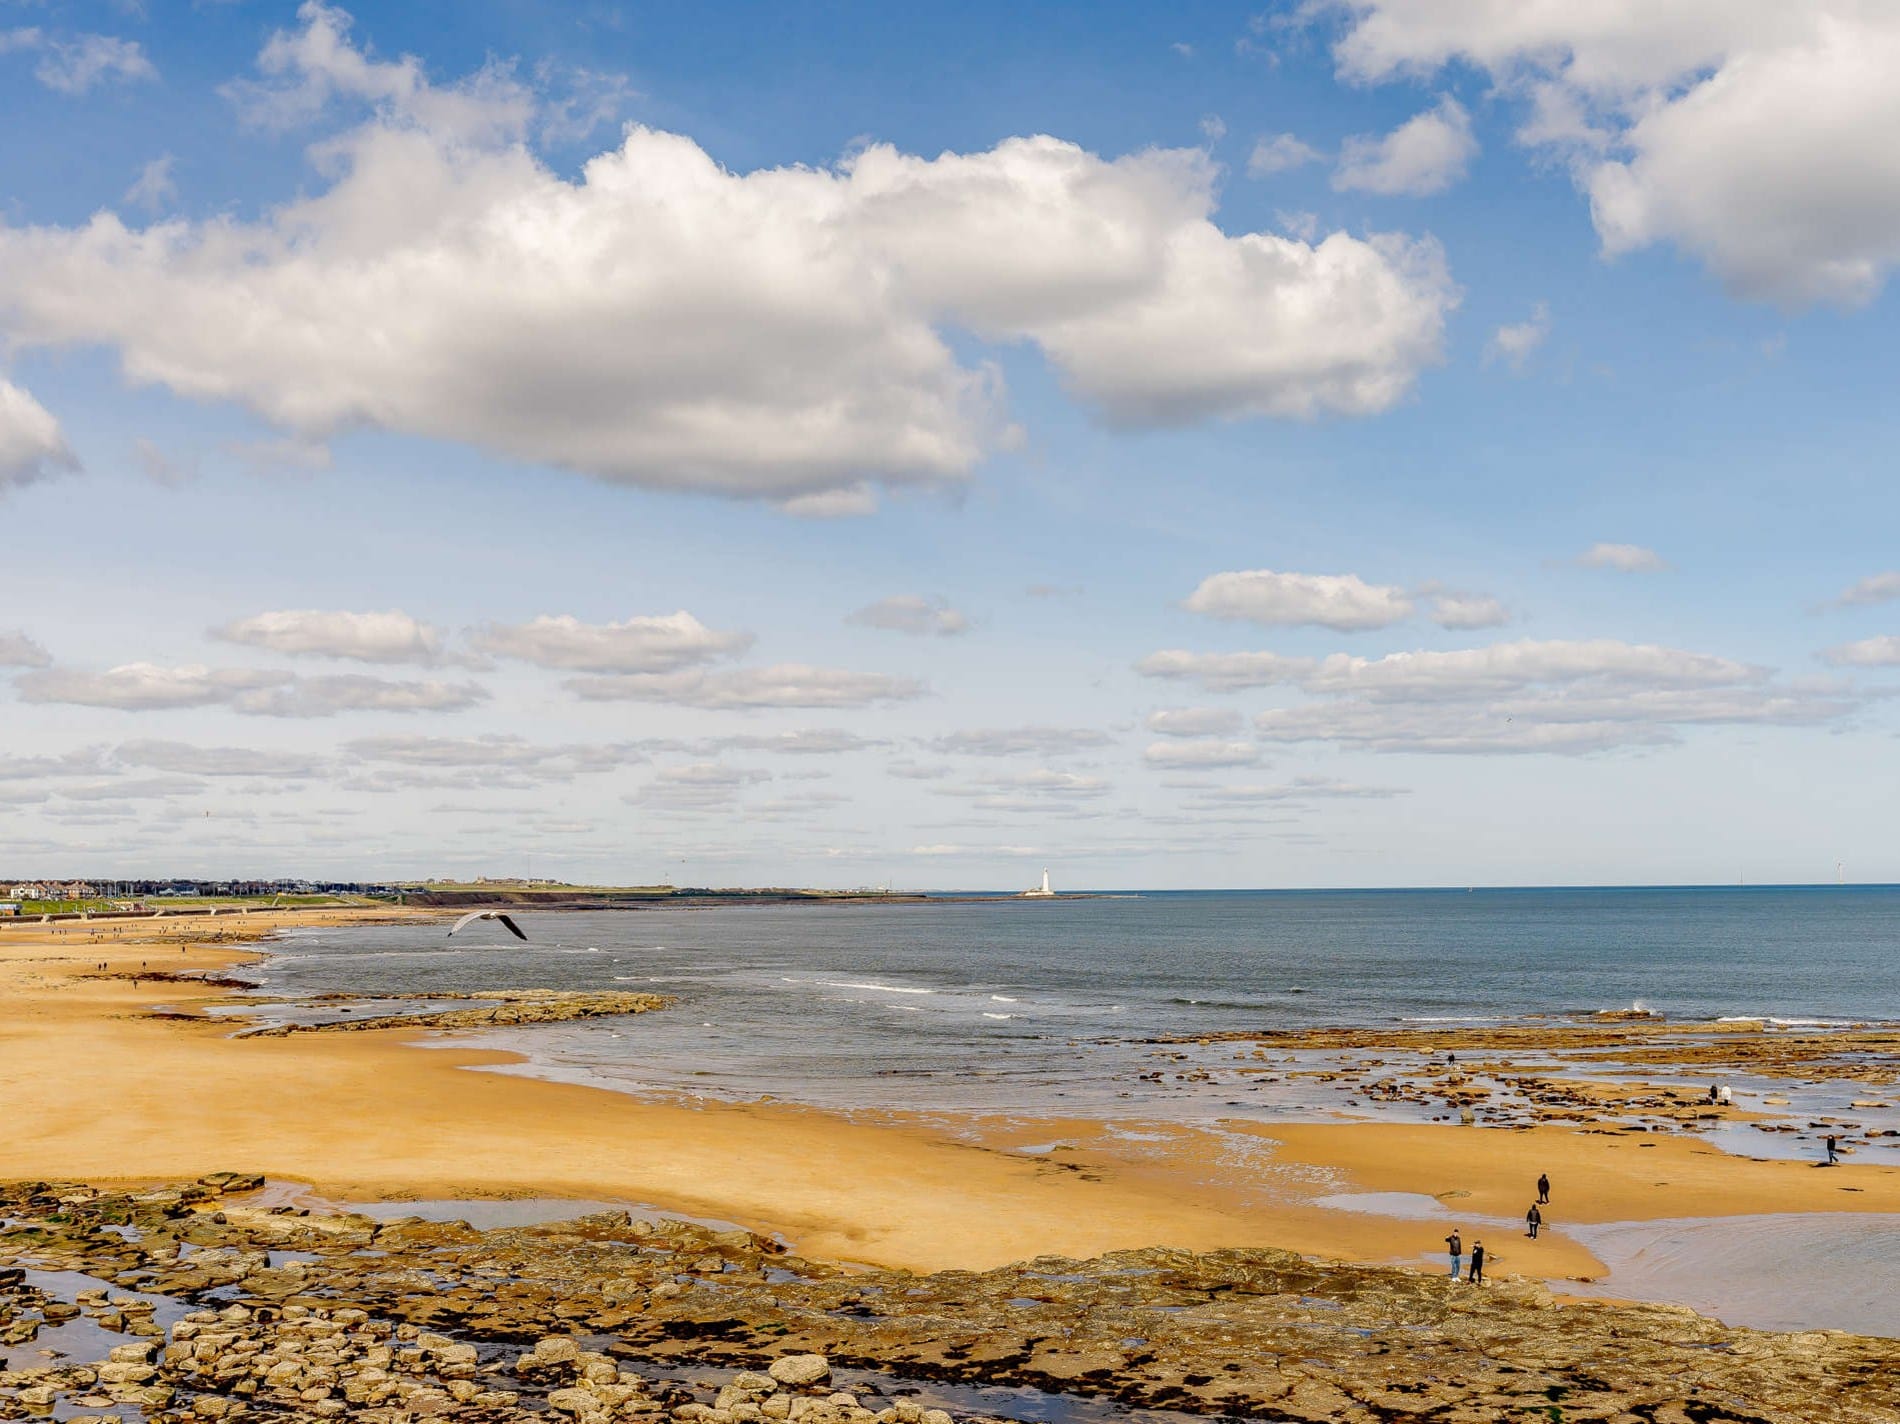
241, 887, 1900, 1136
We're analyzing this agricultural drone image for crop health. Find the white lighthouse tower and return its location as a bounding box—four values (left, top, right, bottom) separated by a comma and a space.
1023, 868, 1054, 898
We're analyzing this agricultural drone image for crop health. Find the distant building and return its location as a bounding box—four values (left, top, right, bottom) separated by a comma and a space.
1023, 868, 1054, 898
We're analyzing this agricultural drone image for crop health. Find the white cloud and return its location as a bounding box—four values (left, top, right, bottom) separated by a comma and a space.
61, 776, 203, 802
0, 378, 77, 492
565, 664, 924, 709
0, 749, 108, 781
925, 726, 1112, 757
1189, 775, 1406, 803
1142, 635, 1851, 754
14, 661, 486, 717
940, 769, 1111, 810
239, 675, 488, 717
0, 630, 52, 668
1323, 3, 1900, 305
1487, 301, 1550, 370
1199, 114, 1227, 142
1834, 571, 1900, 608
471, 612, 751, 673
708, 729, 885, 755
777, 485, 880, 519
1429, 591, 1510, 630
630, 761, 771, 810
911, 842, 1042, 857
1820, 635, 1900, 668
222, 2, 533, 139
1153, 639, 1757, 699
16, 662, 286, 711
124, 155, 177, 213
212, 609, 450, 665
4, 28, 156, 95
0, 6, 1456, 508
1577, 541, 1667, 573
887, 760, 951, 780
1248, 133, 1323, 177
654, 762, 767, 786
1146, 706, 1243, 738
847, 595, 971, 638
346, 733, 637, 775
1333, 96, 1477, 196
535, 64, 640, 148
1136, 648, 1310, 692
115, 741, 327, 778
1142, 738, 1261, 769
1183, 569, 1413, 630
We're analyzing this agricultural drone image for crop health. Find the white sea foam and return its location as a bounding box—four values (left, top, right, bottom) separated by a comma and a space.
826, 980, 933, 995
982, 1012, 1013, 1020
990, 994, 1019, 1002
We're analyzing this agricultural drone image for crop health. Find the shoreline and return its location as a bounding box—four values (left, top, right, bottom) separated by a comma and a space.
9, 1177, 1894, 1424
4, 908, 1897, 1300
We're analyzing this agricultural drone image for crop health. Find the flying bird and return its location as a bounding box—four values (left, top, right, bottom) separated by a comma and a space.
448, 909, 527, 941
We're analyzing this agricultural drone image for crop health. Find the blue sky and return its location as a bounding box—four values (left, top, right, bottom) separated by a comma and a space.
3, 1, 1898, 888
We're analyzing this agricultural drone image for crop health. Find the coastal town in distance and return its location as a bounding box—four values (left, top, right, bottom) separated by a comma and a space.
5, 3, 1900, 1422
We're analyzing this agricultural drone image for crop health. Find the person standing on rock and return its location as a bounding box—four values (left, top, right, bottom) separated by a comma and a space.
1469, 1241, 1485, 1285
1445, 1229, 1464, 1280
1526, 1203, 1543, 1239
1536, 1172, 1550, 1204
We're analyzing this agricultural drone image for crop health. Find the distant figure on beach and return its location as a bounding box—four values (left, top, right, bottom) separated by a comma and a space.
1536, 1172, 1550, 1204
1445, 1229, 1463, 1280
1825, 1135, 1840, 1165
1717, 1084, 1732, 1106
1469, 1240, 1485, 1285
1526, 1203, 1543, 1239
1708, 1083, 1719, 1104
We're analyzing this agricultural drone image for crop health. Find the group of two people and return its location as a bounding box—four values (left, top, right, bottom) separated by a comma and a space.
1445, 1172, 1551, 1282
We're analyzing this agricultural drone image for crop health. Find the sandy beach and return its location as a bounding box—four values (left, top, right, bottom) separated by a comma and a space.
4, 908, 1896, 1288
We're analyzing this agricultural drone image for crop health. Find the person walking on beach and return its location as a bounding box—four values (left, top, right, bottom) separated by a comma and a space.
1446, 1229, 1464, 1280
1469, 1241, 1485, 1285
1526, 1203, 1543, 1239
1536, 1172, 1550, 1204
1825, 1134, 1840, 1165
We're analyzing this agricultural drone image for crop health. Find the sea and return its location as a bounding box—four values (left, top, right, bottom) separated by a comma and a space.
235, 885, 1900, 1115
231, 886, 1900, 1335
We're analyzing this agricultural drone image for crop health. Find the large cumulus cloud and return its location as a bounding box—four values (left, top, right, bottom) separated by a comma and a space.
0, 5, 1456, 510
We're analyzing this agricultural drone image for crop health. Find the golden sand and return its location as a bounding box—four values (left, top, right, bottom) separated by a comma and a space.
2, 910, 1892, 1282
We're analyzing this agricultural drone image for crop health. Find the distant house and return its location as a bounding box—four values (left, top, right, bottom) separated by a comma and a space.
0, 902, 19, 917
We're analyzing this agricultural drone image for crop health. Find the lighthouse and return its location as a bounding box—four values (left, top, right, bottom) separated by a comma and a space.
1023, 868, 1054, 898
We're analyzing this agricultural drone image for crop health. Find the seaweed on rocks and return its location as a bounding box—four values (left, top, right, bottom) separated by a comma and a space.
1, 1176, 1894, 1424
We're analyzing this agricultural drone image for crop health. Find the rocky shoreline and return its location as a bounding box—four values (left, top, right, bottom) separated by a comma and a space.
238, 991, 673, 1037
3, 1177, 1894, 1423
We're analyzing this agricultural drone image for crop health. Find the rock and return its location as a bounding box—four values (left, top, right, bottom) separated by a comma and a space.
769, 1354, 831, 1386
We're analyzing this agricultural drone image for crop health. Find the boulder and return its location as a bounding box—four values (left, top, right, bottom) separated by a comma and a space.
769, 1354, 831, 1386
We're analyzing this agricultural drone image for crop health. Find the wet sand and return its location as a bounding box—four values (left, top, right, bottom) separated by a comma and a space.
3, 910, 1896, 1293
